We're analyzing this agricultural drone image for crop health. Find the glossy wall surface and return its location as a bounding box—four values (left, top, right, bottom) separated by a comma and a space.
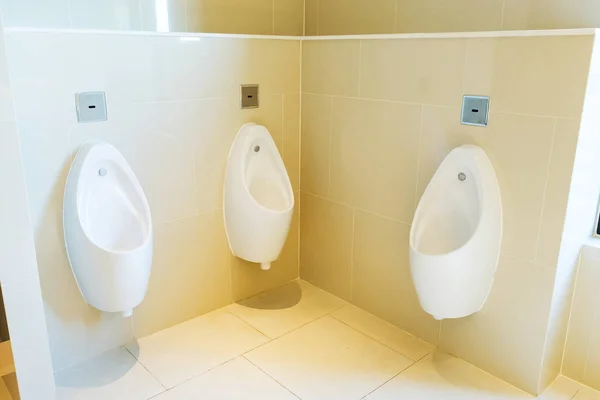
305, 0, 600, 35
0, 19, 55, 400
563, 246, 600, 392
299, 34, 592, 394
0, 0, 305, 35
5, 30, 301, 372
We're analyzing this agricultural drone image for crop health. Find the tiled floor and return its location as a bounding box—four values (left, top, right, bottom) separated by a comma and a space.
54, 280, 600, 400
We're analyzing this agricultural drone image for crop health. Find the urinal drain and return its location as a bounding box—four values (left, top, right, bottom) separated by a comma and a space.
458, 172, 466, 181
254, 145, 260, 153
98, 168, 107, 177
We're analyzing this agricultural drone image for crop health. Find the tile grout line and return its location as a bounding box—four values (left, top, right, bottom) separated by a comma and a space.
124, 346, 168, 392
558, 251, 583, 376
393, 0, 399, 33
243, 355, 302, 399
359, 352, 432, 400
224, 308, 274, 340
316, 0, 320, 36
533, 118, 558, 265
272, 0, 276, 35
327, 95, 333, 197
349, 208, 356, 303
581, 278, 600, 382
183, 0, 189, 32
238, 303, 349, 356
329, 312, 435, 362
301, 92, 580, 121
301, 190, 413, 226
413, 105, 425, 213
357, 40, 363, 97
500, 0, 506, 30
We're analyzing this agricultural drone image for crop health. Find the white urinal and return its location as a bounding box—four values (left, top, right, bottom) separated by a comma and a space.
224, 123, 294, 271
410, 145, 502, 320
63, 142, 153, 317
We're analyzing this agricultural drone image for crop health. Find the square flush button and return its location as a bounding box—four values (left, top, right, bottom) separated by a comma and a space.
461, 95, 490, 127
75, 91, 107, 123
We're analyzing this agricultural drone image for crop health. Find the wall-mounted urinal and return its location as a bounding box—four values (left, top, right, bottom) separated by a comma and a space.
224, 123, 294, 271
410, 145, 502, 320
64, 142, 153, 317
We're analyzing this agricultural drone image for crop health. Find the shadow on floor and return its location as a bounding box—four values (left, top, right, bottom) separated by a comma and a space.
55, 345, 139, 389
237, 280, 302, 310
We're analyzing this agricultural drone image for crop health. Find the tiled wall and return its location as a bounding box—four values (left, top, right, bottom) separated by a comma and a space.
563, 246, 600, 391
537, 34, 600, 392
0, 0, 305, 35
299, 34, 592, 395
305, 0, 600, 35
5, 30, 300, 372
0, 19, 55, 400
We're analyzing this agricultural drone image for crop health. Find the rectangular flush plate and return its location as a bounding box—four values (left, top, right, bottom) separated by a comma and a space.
461, 95, 490, 127
241, 85, 259, 109
75, 91, 107, 123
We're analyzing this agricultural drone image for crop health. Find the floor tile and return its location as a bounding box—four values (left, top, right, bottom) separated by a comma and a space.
226, 280, 347, 338
540, 376, 582, 400
575, 387, 600, 400
55, 347, 164, 400
331, 305, 434, 361
365, 352, 533, 400
128, 309, 269, 389
152, 357, 298, 400
246, 316, 413, 400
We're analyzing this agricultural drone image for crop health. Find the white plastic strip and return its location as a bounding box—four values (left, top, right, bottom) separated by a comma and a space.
4, 27, 597, 41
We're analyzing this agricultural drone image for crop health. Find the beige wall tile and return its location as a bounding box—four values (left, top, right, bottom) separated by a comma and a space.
440, 256, 555, 394
419, 106, 556, 262
232, 205, 299, 301
329, 97, 421, 222
584, 314, 600, 391
186, 0, 273, 35
141, 0, 188, 32
464, 36, 593, 118
0, 0, 71, 29
274, 0, 304, 36
304, 0, 319, 35
283, 93, 301, 192
300, 193, 354, 300
0, 122, 39, 284
395, 0, 503, 33
301, 94, 331, 196
536, 119, 580, 267
503, 0, 600, 30
352, 210, 441, 345
563, 248, 600, 382
6, 31, 300, 373
69, 0, 142, 30
134, 211, 232, 338
318, 0, 396, 35
302, 40, 360, 96
239, 39, 301, 95
360, 39, 466, 107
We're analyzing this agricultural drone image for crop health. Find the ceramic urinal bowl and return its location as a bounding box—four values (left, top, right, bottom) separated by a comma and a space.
64, 142, 153, 317
224, 123, 294, 271
410, 145, 502, 320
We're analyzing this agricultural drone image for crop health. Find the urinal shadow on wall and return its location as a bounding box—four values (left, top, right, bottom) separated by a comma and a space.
236, 280, 302, 310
